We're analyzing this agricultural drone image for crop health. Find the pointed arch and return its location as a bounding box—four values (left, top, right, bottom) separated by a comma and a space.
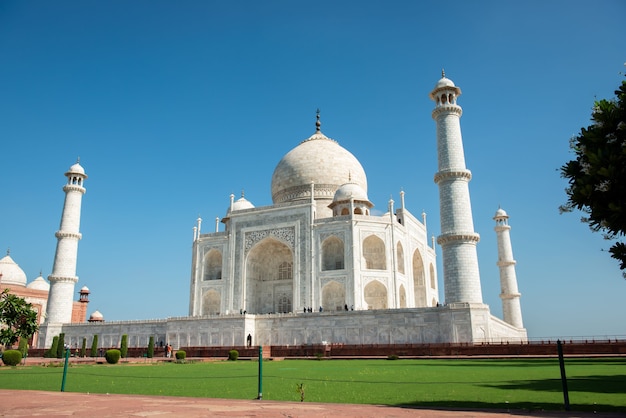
203, 249, 222, 280
322, 281, 345, 311
322, 236, 345, 271
246, 237, 293, 314
399, 284, 407, 308
396, 242, 405, 274
412, 249, 426, 307
202, 289, 221, 315
429, 263, 436, 289
363, 235, 386, 270
364, 280, 387, 309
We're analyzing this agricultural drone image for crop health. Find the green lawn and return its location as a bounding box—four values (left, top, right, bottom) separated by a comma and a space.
0, 358, 624, 413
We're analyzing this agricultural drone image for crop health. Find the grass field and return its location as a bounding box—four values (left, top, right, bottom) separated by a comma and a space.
0, 358, 624, 413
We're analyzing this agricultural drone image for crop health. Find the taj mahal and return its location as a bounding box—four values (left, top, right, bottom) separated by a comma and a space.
26, 73, 527, 350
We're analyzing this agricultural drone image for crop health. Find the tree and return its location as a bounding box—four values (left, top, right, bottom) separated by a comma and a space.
560, 76, 626, 277
90, 335, 99, 357
120, 334, 128, 358
0, 289, 39, 348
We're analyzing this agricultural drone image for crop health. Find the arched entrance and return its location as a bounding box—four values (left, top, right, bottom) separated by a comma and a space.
364, 280, 387, 309
245, 237, 293, 314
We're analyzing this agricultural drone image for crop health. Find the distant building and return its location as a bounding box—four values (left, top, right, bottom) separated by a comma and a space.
0, 251, 89, 347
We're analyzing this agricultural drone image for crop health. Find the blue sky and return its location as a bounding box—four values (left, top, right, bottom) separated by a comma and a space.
1, 1, 624, 339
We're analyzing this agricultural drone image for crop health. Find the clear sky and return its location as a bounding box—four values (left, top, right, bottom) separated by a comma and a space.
1, 1, 624, 339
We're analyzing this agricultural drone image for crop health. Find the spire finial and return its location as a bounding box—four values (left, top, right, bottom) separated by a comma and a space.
241, 189, 245, 198
441, 68, 445, 79
315, 108, 321, 133
6, 248, 9, 256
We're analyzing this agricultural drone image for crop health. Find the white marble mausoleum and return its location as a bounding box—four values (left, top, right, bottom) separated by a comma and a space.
37, 74, 527, 349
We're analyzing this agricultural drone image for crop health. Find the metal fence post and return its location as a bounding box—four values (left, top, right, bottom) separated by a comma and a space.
257, 345, 263, 400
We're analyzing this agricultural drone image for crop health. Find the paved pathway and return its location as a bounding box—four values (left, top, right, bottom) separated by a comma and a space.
0, 390, 623, 418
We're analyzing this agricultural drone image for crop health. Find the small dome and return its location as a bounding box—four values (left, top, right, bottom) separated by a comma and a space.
89, 310, 104, 321
494, 207, 508, 218
333, 182, 369, 202
0, 254, 28, 287
231, 196, 255, 212
435, 77, 455, 89
67, 162, 85, 175
80, 286, 90, 293
27, 275, 50, 291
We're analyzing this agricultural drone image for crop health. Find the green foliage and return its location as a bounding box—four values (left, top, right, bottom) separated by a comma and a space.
90, 335, 98, 357
296, 383, 305, 402
0, 289, 39, 347
105, 349, 121, 364
0, 358, 624, 412
120, 334, 128, 358
80, 338, 86, 358
228, 349, 239, 361
147, 336, 154, 358
44, 336, 59, 358
1, 349, 22, 366
314, 352, 324, 360
387, 354, 399, 360
56, 333, 65, 359
17, 338, 28, 358
561, 77, 626, 276
175, 350, 186, 360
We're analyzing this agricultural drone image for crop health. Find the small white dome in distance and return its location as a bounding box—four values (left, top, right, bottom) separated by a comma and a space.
27, 275, 50, 291
0, 253, 28, 287
231, 196, 255, 212
494, 207, 508, 218
89, 310, 104, 321
333, 182, 369, 202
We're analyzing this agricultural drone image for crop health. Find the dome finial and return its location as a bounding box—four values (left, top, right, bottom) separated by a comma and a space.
241, 189, 245, 198
6, 248, 9, 256
441, 68, 445, 78
315, 108, 321, 133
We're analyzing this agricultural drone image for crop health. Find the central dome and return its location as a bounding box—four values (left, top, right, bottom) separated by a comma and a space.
271, 128, 367, 207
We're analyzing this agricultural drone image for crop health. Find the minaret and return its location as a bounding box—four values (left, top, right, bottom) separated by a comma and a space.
45, 160, 87, 324
494, 208, 523, 328
430, 72, 483, 304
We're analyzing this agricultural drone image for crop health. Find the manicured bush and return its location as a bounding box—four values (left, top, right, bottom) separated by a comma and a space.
1, 350, 22, 366
80, 338, 86, 358
18, 338, 28, 358
105, 349, 121, 364
387, 354, 399, 360
90, 335, 98, 357
228, 349, 239, 361
44, 336, 59, 358
147, 336, 154, 358
175, 350, 186, 360
56, 333, 65, 358
120, 334, 128, 358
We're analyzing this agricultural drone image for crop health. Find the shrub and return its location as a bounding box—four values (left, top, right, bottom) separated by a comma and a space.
387, 354, 399, 360
105, 349, 121, 364
18, 338, 28, 358
80, 338, 86, 358
147, 336, 154, 358
56, 333, 65, 358
44, 336, 59, 358
90, 335, 98, 357
120, 334, 128, 358
175, 350, 186, 360
228, 349, 239, 361
1, 350, 22, 366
